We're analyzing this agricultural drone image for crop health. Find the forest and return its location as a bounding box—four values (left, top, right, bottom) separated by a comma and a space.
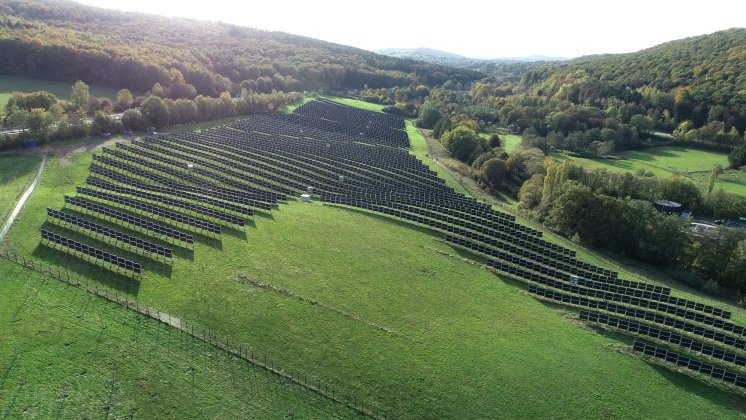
399, 29, 746, 157
0, 0, 482, 97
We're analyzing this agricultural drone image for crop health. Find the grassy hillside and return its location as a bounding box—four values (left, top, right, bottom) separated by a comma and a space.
0, 75, 123, 110
551, 147, 746, 196
0, 154, 41, 223
0, 258, 358, 418
2, 138, 746, 417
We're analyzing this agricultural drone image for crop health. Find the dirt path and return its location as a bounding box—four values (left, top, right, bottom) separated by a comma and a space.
0, 153, 46, 242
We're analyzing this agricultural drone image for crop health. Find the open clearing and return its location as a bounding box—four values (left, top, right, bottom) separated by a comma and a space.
552, 147, 745, 196
0, 75, 128, 109
1, 99, 745, 418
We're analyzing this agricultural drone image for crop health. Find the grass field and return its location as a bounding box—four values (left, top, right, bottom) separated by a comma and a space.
0, 154, 41, 224
0, 258, 358, 418
551, 146, 746, 196
2, 146, 746, 417
322, 96, 386, 112
0, 75, 126, 110
501, 134, 522, 152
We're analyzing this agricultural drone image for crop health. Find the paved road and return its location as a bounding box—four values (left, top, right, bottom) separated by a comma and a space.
0, 153, 46, 242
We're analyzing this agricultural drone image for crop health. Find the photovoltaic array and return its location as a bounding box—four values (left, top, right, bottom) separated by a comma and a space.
36, 99, 745, 391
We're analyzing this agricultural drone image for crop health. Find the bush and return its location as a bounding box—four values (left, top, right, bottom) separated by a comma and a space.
728, 144, 746, 169
441, 125, 480, 162
478, 158, 508, 188
415, 105, 441, 129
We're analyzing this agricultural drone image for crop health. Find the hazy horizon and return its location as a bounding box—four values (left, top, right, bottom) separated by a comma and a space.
78, 0, 745, 58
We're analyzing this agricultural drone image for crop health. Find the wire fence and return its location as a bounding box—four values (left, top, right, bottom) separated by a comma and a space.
0, 249, 385, 419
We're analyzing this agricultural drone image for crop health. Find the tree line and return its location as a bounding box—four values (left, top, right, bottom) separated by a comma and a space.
517, 160, 746, 298
1, 80, 300, 150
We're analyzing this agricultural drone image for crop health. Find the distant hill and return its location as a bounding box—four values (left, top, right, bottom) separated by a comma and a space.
376, 48, 568, 78
517, 28, 746, 130
0, 0, 482, 96
377, 48, 568, 64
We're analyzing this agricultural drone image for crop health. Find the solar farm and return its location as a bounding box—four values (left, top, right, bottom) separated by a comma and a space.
3, 99, 746, 417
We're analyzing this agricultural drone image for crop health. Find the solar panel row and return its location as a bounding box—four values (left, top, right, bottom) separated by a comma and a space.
632, 341, 746, 387
47, 208, 172, 258
41, 229, 141, 274
582, 310, 746, 368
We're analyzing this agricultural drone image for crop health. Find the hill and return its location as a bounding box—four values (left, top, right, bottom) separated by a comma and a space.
517, 28, 746, 134
376, 48, 565, 78
2, 99, 746, 417
0, 0, 482, 96
377, 47, 467, 59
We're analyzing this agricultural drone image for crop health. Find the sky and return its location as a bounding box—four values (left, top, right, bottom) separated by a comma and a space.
79, 0, 746, 58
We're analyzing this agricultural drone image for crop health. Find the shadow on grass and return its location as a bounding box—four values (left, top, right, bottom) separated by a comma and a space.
447, 244, 490, 264
0, 154, 40, 185
61, 208, 195, 254
42, 222, 174, 276
647, 362, 746, 408
254, 210, 276, 220
223, 226, 248, 240
31, 243, 141, 295
326, 204, 442, 238
193, 234, 223, 250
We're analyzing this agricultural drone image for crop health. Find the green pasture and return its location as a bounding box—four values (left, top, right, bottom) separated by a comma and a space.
1, 147, 744, 417
0, 75, 124, 109
0, 258, 358, 418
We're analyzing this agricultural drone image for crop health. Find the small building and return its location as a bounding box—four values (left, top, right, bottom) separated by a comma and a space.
300, 194, 312, 203
653, 199, 682, 214
23, 139, 39, 149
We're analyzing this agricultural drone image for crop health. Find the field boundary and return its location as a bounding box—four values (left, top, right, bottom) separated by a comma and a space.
0, 249, 385, 419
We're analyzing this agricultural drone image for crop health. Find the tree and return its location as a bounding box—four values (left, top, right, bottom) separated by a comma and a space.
151, 83, 166, 98
115, 89, 134, 111
92, 110, 115, 133
121, 108, 145, 132
5, 91, 57, 114
478, 158, 508, 189
13, 104, 65, 141
630, 114, 654, 136
432, 116, 453, 139
169, 82, 198, 100
488, 133, 501, 148
728, 144, 746, 169
71, 80, 90, 111
415, 105, 441, 129
518, 174, 545, 210
168, 99, 198, 124
140, 96, 170, 128
256, 76, 273, 94
5, 107, 30, 131
441, 125, 480, 162
707, 164, 721, 195
218, 92, 235, 117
